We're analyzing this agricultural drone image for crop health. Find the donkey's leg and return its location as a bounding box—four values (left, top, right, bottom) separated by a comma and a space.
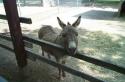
47, 53, 51, 59
41, 46, 51, 59
41, 46, 44, 56
62, 60, 66, 77
56, 58, 63, 80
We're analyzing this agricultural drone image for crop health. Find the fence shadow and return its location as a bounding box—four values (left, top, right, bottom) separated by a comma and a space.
74, 10, 117, 21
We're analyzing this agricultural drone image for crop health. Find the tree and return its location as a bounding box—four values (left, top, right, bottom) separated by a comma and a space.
118, 0, 125, 16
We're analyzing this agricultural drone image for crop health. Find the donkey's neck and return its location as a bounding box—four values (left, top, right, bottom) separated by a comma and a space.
54, 31, 64, 46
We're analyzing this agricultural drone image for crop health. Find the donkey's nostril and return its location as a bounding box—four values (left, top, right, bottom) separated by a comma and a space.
68, 48, 77, 55
68, 41, 76, 49
68, 41, 77, 55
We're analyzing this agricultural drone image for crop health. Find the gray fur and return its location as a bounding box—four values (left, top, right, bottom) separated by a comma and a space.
38, 25, 65, 59
38, 16, 81, 80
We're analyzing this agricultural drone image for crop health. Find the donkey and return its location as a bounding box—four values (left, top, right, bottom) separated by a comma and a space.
38, 16, 81, 80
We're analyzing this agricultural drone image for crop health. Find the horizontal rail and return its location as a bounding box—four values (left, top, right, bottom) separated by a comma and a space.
0, 43, 13, 52
23, 35, 125, 75
26, 50, 104, 82
0, 34, 125, 75
0, 34, 33, 48
0, 43, 104, 82
0, 34, 11, 41
0, 14, 32, 24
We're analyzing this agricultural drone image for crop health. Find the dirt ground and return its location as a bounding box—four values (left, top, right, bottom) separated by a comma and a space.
0, 3, 125, 82
0, 38, 87, 82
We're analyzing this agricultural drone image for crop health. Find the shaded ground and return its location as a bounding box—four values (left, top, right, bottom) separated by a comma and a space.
0, 37, 86, 82
74, 10, 117, 20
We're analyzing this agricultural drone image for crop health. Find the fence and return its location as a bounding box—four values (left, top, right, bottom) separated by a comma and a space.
0, 33, 125, 82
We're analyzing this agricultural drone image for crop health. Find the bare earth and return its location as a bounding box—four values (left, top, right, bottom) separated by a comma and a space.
0, 4, 125, 82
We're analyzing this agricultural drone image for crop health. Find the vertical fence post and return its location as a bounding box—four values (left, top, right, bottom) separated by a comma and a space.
3, 0, 27, 68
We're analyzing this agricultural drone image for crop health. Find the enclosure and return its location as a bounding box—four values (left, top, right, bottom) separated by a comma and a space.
0, 0, 125, 82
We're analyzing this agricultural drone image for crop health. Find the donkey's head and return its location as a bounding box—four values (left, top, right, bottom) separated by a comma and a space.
57, 16, 81, 55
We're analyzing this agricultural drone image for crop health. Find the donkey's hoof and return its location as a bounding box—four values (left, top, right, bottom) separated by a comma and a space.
48, 55, 51, 59
63, 74, 66, 77
50, 74, 64, 80
57, 76, 64, 80
62, 73, 66, 77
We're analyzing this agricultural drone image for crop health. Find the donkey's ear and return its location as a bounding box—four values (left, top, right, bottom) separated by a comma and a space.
57, 17, 66, 29
72, 16, 81, 27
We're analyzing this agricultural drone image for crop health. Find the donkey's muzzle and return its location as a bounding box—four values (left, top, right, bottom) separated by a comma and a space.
68, 41, 77, 55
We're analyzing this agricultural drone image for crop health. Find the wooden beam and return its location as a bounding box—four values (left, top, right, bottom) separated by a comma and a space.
3, 0, 27, 68
1, 34, 125, 75
23, 35, 125, 75
0, 34, 125, 78
0, 34, 33, 48
0, 14, 32, 24
0, 43, 104, 82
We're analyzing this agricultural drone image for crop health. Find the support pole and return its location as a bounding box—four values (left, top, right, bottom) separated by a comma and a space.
118, 0, 125, 16
3, 0, 27, 68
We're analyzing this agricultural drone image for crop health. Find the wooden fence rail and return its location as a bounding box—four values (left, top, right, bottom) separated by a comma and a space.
0, 34, 125, 75
0, 14, 32, 24
0, 34, 125, 82
0, 39, 104, 82
23, 35, 125, 75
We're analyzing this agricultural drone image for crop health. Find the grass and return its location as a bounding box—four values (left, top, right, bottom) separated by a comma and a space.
95, 1, 120, 6
96, 0, 120, 1
78, 30, 125, 66
78, 30, 125, 82
81, 0, 120, 8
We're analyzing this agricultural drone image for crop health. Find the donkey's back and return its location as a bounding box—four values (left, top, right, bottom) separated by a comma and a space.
38, 25, 58, 43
